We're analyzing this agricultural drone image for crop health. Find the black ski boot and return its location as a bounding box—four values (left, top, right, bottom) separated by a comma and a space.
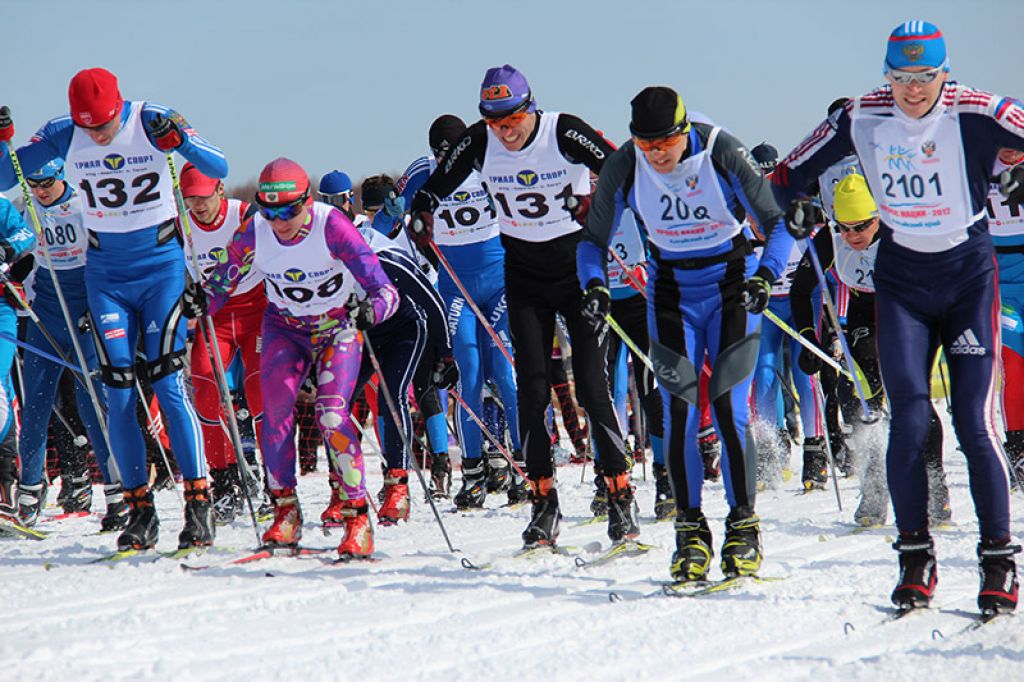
698, 427, 721, 482
178, 478, 215, 549
653, 463, 675, 520
485, 453, 511, 493
0, 436, 19, 522
100, 484, 130, 532
506, 452, 529, 505
977, 539, 1021, 615
721, 506, 763, 577
17, 481, 47, 526
60, 474, 93, 514
606, 473, 639, 543
801, 436, 828, 491
670, 510, 713, 582
117, 485, 159, 551
522, 478, 560, 548
453, 458, 487, 510
891, 532, 937, 610
590, 472, 609, 516
210, 466, 242, 525
429, 452, 452, 499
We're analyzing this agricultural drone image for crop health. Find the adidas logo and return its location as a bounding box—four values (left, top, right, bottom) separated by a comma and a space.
949, 328, 986, 356
145, 320, 160, 334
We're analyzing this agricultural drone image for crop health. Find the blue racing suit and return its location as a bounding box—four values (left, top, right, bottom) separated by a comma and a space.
0, 198, 36, 442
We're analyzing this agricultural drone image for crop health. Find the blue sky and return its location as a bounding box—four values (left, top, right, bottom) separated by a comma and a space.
4, 0, 1021, 192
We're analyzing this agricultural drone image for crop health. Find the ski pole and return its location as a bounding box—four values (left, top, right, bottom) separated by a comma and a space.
135, 379, 184, 511
608, 248, 647, 300
813, 379, 843, 512
449, 388, 528, 481
805, 244, 876, 422
761, 308, 854, 381
0, 331, 85, 375
166, 155, 262, 546
427, 240, 515, 369
362, 332, 456, 553
3, 138, 121, 479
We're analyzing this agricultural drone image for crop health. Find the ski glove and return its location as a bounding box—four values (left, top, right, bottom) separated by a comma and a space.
566, 194, 592, 227
349, 299, 376, 330
182, 281, 208, 319
581, 282, 611, 345
785, 199, 823, 239
408, 211, 435, 248
433, 355, 460, 390
797, 329, 824, 375
383, 191, 406, 219
740, 267, 773, 313
0, 106, 13, 144
1001, 165, 1024, 207
147, 113, 185, 151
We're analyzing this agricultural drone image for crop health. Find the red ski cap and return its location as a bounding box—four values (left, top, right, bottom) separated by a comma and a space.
68, 68, 124, 128
180, 162, 220, 198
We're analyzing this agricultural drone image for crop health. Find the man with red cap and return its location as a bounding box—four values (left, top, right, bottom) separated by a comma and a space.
773, 21, 1024, 616
179, 163, 265, 525
0, 68, 228, 553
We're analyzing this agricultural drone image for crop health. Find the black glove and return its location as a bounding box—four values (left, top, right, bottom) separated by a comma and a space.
1001, 165, 1024, 207
432, 355, 460, 389
0, 106, 13, 144
0, 238, 15, 264
740, 267, 773, 313
147, 113, 185, 151
797, 330, 824, 375
349, 299, 376, 330
566, 194, 592, 226
785, 199, 823, 239
581, 282, 611, 344
182, 281, 208, 319
408, 211, 434, 248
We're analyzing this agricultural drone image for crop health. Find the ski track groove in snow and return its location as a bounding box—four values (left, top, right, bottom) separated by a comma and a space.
3, 416, 1022, 680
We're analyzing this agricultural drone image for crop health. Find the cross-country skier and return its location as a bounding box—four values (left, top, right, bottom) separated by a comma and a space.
199, 157, 398, 560
0, 68, 227, 551
772, 21, 1024, 614
578, 86, 795, 582
409, 65, 639, 548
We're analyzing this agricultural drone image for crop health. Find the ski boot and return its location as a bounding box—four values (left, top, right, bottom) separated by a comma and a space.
522, 477, 561, 548
801, 436, 828, 491
0, 451, 18, 522
378, 468, 409, 525
117, 485, 159, 551
506, 452, 529, 505
721, 506, 762, 578
590, 472, 609, 516
484, 453, 511, 494
831, 434, 852, 477
178, 479, 215, 549
322, 483, 346, 526
100, 484, 129, 532
605, 473, 639, 543
17, 481, 47, 527
653, 463, 675, 520
670, 510, 713, 582
429, 452, 452, 499
453, 458, 487, 510
263, 488, 302, 548
699, 432, 721, 482
60, 474, 93, 514
210, 466, 242, 525
336, 499, 373, 560
890, 532, 937, 611
977, 539, 1021, 614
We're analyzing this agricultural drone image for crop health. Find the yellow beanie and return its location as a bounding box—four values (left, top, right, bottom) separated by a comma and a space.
833, 174, 878, 223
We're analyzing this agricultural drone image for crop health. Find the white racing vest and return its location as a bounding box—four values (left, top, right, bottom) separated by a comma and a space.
64, 102, 177, 233
818, 155, 862, 222
428, 155, 500, 246
480, 112, 589, 242
31, 191, 88, 270
987, 160, 1024, 238
254, 202, 358, 317
607, 208, 646, 288
850, 89, 981, 253
633, 127, 744, 253
770, 236, 809, 296
831, 231, 878, 293
189, 199, 261, 295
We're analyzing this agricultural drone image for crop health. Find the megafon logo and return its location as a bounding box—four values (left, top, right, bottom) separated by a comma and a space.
516, 170, 538, 187
453, 191, 471, 202
208, 247, 227, 264
103, 154, 126, 170
284, 268, 306, 283
481, 84, 513, 102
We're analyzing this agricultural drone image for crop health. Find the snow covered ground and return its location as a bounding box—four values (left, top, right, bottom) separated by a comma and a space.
2, 407, 1022, 682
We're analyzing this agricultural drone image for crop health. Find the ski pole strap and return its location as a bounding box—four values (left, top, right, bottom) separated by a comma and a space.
0, 331, 86, 375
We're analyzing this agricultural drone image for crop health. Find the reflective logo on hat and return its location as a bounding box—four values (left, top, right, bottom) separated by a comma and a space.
284, 268, 306, 283
921, 140, 936, 158
103, 154, 126, 170
903, 43, 925, 62
516, 170, 538, 187
80, 112, 94, 125
481, 85, 513, 101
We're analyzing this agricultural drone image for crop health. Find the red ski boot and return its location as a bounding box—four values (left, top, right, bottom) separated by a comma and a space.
378, 469, 409, 526
337, 499, 374, 560
262, 489, 302, 548
321, 483, 345, 527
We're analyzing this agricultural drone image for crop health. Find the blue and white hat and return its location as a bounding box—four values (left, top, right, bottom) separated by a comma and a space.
885, 20, 949, 72
319, 170, 353, 196
28, 158, 65, 181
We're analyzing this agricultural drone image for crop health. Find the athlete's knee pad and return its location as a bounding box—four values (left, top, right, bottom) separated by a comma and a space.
147, 348, 188, 383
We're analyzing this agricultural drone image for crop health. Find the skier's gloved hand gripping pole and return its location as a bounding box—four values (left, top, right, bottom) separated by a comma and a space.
166, 154, 262, 546
787, 200, 876, 423
761, 308, 855, 381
